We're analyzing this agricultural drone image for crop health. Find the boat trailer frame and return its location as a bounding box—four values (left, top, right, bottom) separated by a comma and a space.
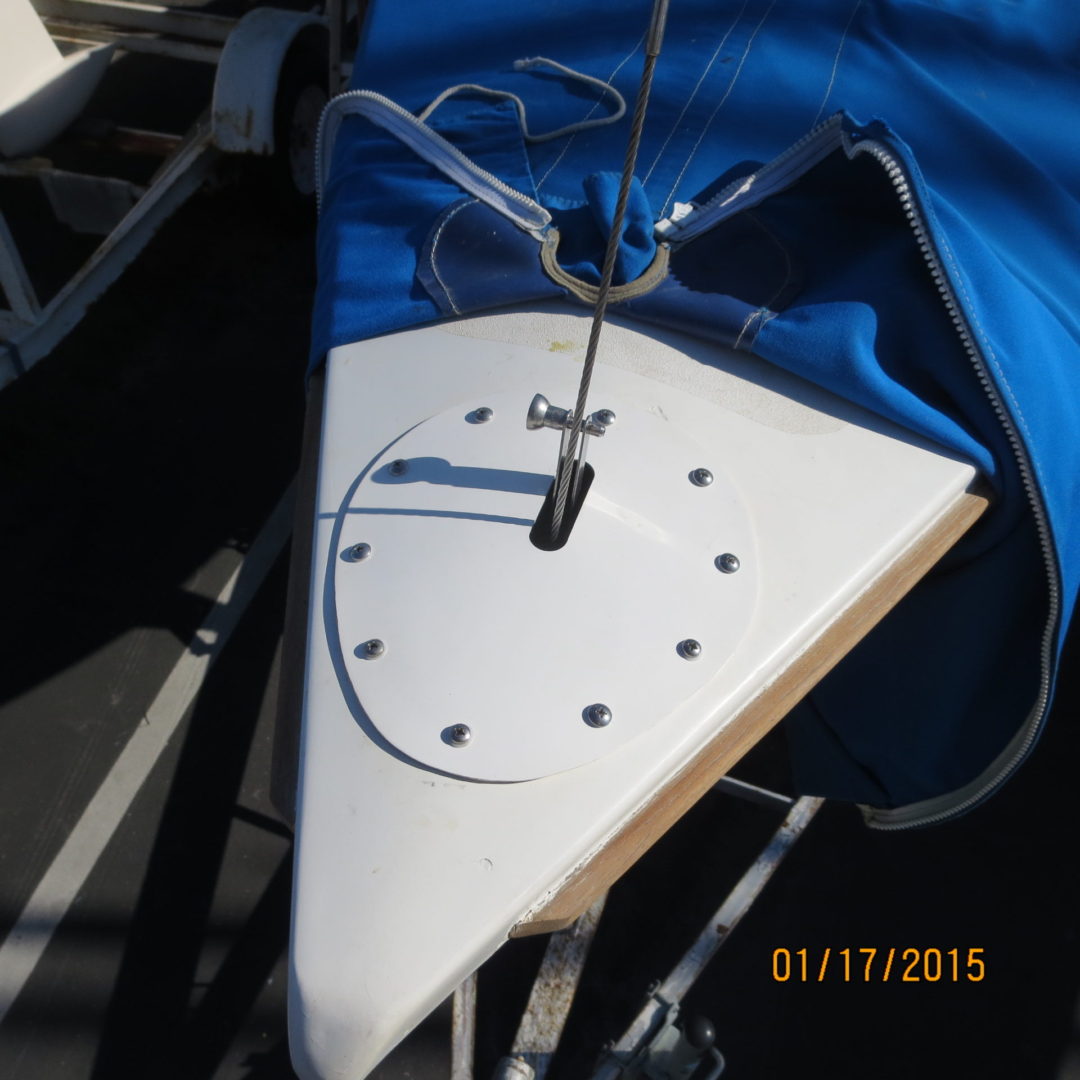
0, 0, 349, 387
454, 783, 824, 1080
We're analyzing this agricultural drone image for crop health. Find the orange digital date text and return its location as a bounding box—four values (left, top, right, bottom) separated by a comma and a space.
770, 947, 986, 983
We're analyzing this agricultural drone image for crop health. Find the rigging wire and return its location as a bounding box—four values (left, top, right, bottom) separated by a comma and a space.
549, 0, 671, 541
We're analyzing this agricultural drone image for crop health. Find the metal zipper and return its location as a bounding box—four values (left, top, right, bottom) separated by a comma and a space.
659, 123, 1061, 828
314, 89, 552, 236
847, 136, 1061, 829
654, 114, 846, 243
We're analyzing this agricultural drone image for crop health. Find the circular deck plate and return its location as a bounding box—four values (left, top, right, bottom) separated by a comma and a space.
332, 386, 757, 781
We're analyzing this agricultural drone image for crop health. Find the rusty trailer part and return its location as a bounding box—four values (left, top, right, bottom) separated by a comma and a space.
493, 895, 608, 1080
452, 972, 479, 1080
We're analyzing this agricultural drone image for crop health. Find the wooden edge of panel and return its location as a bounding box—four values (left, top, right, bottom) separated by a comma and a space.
511, 484, 990, 937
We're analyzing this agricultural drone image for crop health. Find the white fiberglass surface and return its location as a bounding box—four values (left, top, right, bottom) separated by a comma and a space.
332, 380, 757, 781
289, 303, 977, 1080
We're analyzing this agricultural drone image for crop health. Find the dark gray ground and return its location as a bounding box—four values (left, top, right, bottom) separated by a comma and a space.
2, 72, 1080, 1079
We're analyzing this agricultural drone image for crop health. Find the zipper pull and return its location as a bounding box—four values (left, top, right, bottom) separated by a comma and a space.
654, 201, 697, 239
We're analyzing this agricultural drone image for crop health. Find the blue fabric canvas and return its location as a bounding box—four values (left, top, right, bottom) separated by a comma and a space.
312, 0, 1080, 821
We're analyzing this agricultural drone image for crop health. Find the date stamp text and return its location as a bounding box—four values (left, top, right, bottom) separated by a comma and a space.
771, 947, 986, 983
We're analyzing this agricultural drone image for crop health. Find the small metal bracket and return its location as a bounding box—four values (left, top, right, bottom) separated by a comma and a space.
527, 393, 610, 438
527, 393, 611, 531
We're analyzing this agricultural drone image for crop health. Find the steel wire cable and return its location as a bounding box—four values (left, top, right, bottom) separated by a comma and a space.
549, 0, 671, 541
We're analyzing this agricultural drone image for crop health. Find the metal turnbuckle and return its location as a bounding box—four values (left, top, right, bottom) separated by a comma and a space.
527, 393, 613, 541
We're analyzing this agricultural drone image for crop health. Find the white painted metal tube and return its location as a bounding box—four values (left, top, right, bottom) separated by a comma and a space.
592, 796, 823, 1079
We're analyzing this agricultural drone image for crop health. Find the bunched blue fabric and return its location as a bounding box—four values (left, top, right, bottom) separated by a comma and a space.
311, 0, 1080, 823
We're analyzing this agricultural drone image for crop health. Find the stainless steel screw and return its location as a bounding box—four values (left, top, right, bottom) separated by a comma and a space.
473, 407, 493, 423
584, 703, 612, 728
690, 468, 714, 487
388, 459, 408, 476
595, 408, 617, 428
715, 553, 740, 574
362, 638, 385, 658
678, 638, 703, 660
449, 724, 472, 746
349, 542, 372, 561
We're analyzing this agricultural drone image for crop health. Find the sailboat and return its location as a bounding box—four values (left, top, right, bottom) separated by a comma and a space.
278, 1, 1080, 1076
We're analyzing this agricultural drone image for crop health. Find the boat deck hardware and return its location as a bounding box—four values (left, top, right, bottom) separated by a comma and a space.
584, 704, 613, 728
526, 393, 611, 542
677, 639, 702, 660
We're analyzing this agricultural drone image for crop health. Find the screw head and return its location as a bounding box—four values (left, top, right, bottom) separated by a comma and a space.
678, 638, 703, 660
349, 542, 372, 561
388, 459, 408, 476
690, 468, 714, 487
584, 703, 612, 728
715, 552, 740, 574
449, 724, 472, 747
473, 406, 493, 423
361, 638, 385, 658
595, 408, 617, 428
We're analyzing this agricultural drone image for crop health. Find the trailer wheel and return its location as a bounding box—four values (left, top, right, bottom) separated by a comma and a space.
271, 32, 328, 201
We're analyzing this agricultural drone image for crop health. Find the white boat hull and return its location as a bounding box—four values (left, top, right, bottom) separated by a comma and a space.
287, 303, 983, 1079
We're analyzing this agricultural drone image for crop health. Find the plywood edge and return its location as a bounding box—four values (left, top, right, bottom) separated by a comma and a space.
511, 484, 989, 937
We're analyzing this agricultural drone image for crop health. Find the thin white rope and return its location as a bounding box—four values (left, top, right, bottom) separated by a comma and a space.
658, 0, 778, 219
418, 57, 626, 143
536, 32, 646, 192
811, 0, 864, 128
641, 0, 752, 186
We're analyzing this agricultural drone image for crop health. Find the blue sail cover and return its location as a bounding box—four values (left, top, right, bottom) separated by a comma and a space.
312, 0, 1080, 822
